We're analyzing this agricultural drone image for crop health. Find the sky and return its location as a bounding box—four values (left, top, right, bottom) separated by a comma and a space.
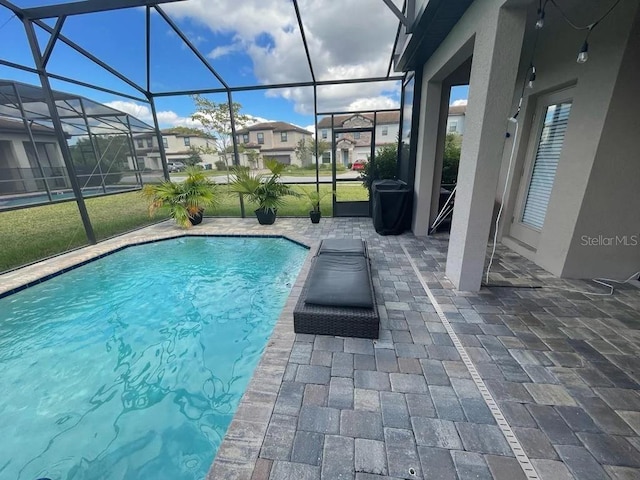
0, 0, 469, 132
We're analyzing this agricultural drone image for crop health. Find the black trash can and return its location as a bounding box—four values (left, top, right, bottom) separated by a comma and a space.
371, 179, 412, 235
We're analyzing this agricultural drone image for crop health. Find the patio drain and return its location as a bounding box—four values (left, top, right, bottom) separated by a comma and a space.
400, 244, 540, 480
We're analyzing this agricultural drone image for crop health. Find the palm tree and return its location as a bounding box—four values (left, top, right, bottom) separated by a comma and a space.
142, 167, 219, 228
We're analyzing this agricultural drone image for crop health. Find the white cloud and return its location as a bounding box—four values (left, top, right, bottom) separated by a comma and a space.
451, 99, 468, 106
162, 0, 403, 113
246, 114, 274, 125
104, 100, 201, 129
103, 100, 151, 120
208, 42, 242, 59
347, 96, 400, 111
105, 100, 279, 130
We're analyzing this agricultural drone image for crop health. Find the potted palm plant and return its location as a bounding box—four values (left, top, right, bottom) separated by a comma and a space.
142, 166, 219, 228
230, 158, 297, 225
298, 186, 332, 223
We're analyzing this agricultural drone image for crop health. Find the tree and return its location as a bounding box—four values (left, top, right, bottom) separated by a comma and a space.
239, 144, 261, 169
295, 138, 330, 167
163, 126, 211, 138
442, 133, 462, 185
69, 135, 130, 186
191, 95, 249, 169
184, 146, 203, 167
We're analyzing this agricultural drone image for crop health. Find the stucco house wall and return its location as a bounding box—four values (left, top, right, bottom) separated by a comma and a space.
0, 126, 67, 194
236, 122, 313, 167
408, 0, 639, 288
495, 0, 640, 279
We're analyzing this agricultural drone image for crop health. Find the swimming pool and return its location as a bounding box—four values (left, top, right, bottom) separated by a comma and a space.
0, 236, 307, 480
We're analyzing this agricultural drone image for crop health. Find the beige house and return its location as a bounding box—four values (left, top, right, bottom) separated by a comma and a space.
0, 117, 68, 195
446, 104, 466, 135
235, 121, 312, 167
317, 112, 401, 166
317, 107, 465, 167
394, 0, 640, 290
130, 128, 219, 171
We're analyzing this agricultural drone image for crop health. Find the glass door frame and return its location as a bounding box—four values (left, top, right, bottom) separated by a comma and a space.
332, 125, 375, 217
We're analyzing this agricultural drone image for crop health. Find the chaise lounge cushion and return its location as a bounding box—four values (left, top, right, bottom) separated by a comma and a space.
317, 239, 366, 256
304, 254, 373, 308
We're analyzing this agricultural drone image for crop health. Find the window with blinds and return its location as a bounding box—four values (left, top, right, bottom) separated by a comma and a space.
521, 101, 572, 230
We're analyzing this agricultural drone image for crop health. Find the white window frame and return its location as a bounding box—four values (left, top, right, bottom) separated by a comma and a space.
509, 87, 574, 249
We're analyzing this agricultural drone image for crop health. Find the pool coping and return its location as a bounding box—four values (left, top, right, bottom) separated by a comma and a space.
206, 238, 318, 480
0, 220, 311, 297
0, 218, 317, 479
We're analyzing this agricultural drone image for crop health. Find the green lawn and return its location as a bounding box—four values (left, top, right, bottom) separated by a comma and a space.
281, 166, 348, 177
171, 165, 348, 178
216, 183, 368, 216
170, 170, 230, 178
0, 192, 167, 273
0, 183, 369, 272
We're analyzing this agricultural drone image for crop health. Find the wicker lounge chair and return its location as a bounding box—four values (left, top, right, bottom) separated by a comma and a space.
293, 239, 379, 339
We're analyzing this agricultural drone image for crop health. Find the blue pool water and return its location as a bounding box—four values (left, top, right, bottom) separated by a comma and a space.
0, 237, 307, 480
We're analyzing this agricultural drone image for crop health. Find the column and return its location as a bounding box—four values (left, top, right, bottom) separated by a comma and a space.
445, 6, 526, 291
411, 79, 443, 236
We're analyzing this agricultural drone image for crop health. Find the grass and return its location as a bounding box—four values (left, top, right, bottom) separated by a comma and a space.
281, 166, 348, 177
216, 183, 368, 216
0, 183, 368, 272
170, 170, 229, 177
0, 192, 166, 273
171, 166, 349, 178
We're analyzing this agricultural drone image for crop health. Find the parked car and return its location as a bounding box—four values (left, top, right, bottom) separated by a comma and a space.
167, 161, 186, 172
352, 160, 366, 171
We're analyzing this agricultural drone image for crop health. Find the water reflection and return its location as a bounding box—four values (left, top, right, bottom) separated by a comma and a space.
0, 237, 307, 480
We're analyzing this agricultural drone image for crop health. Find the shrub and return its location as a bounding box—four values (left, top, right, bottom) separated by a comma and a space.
361, 143, 398, 189
442, 133, 461, 185
215, 160, 227, 171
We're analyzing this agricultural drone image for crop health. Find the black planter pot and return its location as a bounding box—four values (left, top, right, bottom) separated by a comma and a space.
255, 208, 277, 225
309, 210, 321, 224
189, 209, 204, 226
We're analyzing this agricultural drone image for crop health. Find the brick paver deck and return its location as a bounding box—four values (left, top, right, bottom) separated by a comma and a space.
213, 218, 640, 480
3, 217, 638, 480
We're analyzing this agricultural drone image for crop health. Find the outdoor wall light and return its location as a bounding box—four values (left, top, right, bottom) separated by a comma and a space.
527, 66, 537, 88
577, 41, 589, 63
535, 9, 545, 29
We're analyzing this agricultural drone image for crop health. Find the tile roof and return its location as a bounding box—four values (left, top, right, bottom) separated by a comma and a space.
236, 121, 312, 135
317, 111, 400, 128
0, 117, 57, 135
448, 104, 466, 115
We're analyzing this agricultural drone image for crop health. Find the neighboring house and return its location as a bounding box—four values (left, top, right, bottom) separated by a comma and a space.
317, 112, 400, 166
317, 107, 465, 167
446, 104, 466, 134
0, 117, 69, 195
235, 121, 312, 167
129, 128, 218, 171
394, 0, 640, 290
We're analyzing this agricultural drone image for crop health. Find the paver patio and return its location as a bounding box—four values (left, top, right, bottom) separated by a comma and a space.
2, 217, 638, 480
210, 218, 640, 480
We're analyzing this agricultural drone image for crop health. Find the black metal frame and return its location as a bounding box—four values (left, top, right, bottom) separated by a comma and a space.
0, 0, 413, 243
331, 125, 376, 217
